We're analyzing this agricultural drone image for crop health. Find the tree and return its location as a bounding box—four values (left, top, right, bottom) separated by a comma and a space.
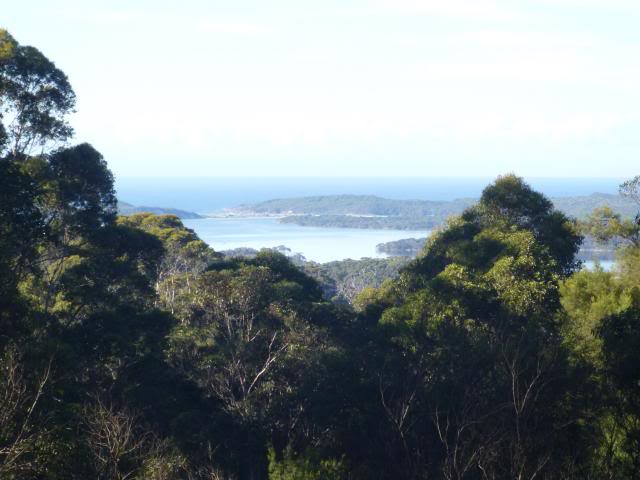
0, 346, 52, 478
117, 214, 218, 315
0, 160, 44, 302
0, 31, 75, 158
580, 206, 640, 247
560, 267, 632, 365
45, 143, 117, 235
409, 174, 582, 281
0, 31, 186, 478
82, 399, 150, 480
599, 298, 640, 478
350, 175, 590, 479
578, 175, 640, 250
620, 176, 640, 206
165, 252, 337, 479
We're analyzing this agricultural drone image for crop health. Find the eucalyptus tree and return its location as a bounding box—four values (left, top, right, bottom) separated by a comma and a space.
0, 29, 75, 159
351, 175, 590, 479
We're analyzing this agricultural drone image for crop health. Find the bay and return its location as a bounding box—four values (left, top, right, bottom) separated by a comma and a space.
183, 217, 430, 263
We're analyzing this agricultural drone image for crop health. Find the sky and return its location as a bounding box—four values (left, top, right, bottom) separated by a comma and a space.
4, 0, 640, 178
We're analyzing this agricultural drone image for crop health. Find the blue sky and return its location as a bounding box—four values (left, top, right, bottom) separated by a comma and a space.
4, 1, 640, 177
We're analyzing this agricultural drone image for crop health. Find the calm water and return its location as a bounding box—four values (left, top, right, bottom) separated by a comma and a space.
183, 217, 429, 263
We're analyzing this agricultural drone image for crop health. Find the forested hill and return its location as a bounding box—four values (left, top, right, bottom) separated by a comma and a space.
229, 193, 637, 230
231, 194, 475, 217
552, 192, 637, 218
117, 201, 203, 219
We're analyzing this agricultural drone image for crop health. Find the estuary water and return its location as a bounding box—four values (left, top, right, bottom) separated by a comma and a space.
183, 217, 616, 268
182, 217, 429, 263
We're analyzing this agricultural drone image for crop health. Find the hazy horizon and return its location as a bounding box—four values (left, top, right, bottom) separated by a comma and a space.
114, 176, 625, 213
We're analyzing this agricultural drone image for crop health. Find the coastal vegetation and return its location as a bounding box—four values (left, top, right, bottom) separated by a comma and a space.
4, 29, 640, 480
232, 195, 474, 217
117, 201, 203, 219
230, 192, 637, 231
279, 214, 435, 229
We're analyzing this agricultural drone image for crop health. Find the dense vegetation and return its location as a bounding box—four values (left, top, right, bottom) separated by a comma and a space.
117, 201, 203, 219
221, 247, 409, 305
4, 30, 640, 480
304, 257, 410, 304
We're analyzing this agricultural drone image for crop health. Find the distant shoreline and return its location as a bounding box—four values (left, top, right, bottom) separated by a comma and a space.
213, 192, 638, 232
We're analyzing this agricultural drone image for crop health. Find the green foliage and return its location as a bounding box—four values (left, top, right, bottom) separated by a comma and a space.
0, 29, 16, 61
561, 268, 631, 364
580, 205, 640, 246
117, 212, 214, 276
268, 446, 345, 480
349, 175, 591, 478
118, 213, 218, 315
304, 256, 409, 303
166, 254, 326, 419
409, 174, 582, 280
46, 143, 117, 235
597, 298, 640, 476
0, 33, 75, 157
600, 299, 640, 399
617, 245, 640, 284
0, 161, 43, 299
117, 201, 203, 219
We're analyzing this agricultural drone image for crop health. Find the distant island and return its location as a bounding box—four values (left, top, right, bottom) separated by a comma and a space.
117, 201, 204, 219
226, 193, 637, 230
225, 194, 473, 229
